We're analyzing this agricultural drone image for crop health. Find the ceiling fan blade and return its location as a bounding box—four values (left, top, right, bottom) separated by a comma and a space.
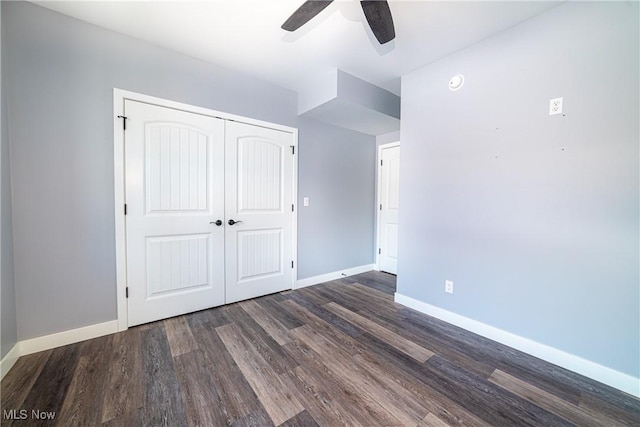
360, 1, 395, 44
281, 0, 334, 32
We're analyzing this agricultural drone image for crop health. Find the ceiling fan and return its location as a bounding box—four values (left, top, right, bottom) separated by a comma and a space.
281, 0, 395, 45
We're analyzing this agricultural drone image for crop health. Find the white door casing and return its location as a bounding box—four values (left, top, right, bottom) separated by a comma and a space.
224, 121, 295, 303
378, 143, 400, 274
125, 100, 226, 326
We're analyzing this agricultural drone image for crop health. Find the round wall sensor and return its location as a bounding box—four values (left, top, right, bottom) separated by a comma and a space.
449, 74, 464, 91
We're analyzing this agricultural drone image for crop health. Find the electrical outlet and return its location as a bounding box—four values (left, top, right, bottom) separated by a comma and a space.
549, 97, 563, 115
303, 197, 309, 207
445, 280, 454, 294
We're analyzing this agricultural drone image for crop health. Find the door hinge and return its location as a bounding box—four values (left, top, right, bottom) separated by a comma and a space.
117, 115, 128, 131
291, 260, 294, 268
381, 159, 383, 166
291, 204, 294, 212
378, 248, 381, 255
290, 145, 295, 155
379, 204, 382, 211
126, 287, 129, 298
124, 204, 127, 215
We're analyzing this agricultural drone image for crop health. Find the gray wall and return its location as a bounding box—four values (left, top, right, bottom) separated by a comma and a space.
338, 70, 401, 120
376, 130, 400, 147
399, 1, 639, 377
3, 1, 376, 340
1, 2, 18, 359
297, 117, 376, 279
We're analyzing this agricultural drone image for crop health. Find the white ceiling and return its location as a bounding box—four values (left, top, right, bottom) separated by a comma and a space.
36, 1, 562, 96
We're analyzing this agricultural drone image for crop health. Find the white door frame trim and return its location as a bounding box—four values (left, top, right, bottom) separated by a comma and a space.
113, 88, 298, 331
375, 141, 400, 272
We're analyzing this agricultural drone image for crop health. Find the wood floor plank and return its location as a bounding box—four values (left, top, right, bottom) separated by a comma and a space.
352, 331, 494, 426
399, 305, 585, 405
324, 301, 434, 362
579, 392, 640, 426
425, 355, 574, 426
189, 320, 267, 424
319, 280, 398, 315
283, 338, 397, 427
0, 350, 52, 417
294, 286, 333, 305
18, 344, 81, 427
140, 325, 187, 427
231, 408, 275, 427
173, 350, 227, 427
100, 408, 143, 427
490, 369, 623, 426
352, 350, 485, 427
277, 409, 320, 427
255, 294, 304, 330
311, 283, 370, 313
293, 325, 427, 426
101, 328, 143, 423
283, 366, 364, 427
281, 299, 366, 356
287, 290, 364, 338
421, 412, 453, 427
164, 315, 198, 358
325, 280, 396, 310
239, 299, 293, 345
184, 309, 213, 332
216, 322, 304, 425
343, 271, 396, 295
205, 305, 233, 328
225, 304, 299, 375
57, 335, 113, 426
282, 339, 368, 426
345, 280, 396, 303
352, 299, 496, 379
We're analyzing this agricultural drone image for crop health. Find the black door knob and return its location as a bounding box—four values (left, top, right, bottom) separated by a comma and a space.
228, 219, 243, 225
209, 220, 222, 226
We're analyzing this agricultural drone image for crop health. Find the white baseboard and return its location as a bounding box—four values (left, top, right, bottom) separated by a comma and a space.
394, 293, 640, 398
296, 264, 375, 289
0, 344, 21, 380
0, 320, 119, 379
19, 320, 119, 357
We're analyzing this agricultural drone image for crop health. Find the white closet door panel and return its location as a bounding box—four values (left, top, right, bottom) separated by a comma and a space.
238, 138, 282, 211
225, 121, 294, 303
237, 229, 283, 281
387, 154, 400, 210
385, 224, 399, 259
146, 125, 209, 214
125, 100, 225, 326
145, 234, 209, 296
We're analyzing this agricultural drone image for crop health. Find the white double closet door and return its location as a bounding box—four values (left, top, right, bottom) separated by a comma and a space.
125, 100, 295, 326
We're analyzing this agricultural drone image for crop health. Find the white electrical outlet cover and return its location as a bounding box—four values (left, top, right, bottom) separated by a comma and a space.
549, 97, 563, 115
445, 280, 454, 294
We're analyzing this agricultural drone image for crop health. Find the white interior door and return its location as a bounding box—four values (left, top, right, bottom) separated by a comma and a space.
125, 100, 225, 326
224, 121, 295, 303
379, 145, 400, 274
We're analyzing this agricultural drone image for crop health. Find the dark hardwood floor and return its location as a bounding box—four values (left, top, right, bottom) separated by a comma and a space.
2, 271, 638, 426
